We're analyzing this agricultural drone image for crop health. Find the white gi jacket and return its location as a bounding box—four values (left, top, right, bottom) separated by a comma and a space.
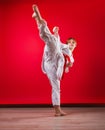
38, 20, 74, 80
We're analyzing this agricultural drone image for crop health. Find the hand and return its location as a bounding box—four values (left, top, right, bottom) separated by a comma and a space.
66, 62, 73, 67
65, 67, 69, 73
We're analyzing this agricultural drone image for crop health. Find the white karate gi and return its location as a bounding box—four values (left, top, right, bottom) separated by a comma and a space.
38, 20, 73, 106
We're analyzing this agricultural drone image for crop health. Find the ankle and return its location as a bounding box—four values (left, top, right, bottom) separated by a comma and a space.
53, 105, 61, 113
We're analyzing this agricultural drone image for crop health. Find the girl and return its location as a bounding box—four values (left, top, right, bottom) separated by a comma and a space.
32, 5, 76, 116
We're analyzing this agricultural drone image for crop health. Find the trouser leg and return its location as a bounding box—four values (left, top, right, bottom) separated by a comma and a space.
46, 70, 67, 116
49, 78, 60, 106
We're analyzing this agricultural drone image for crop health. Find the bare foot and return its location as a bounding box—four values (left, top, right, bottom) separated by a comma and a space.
60, 111, 67, 116
32, 12, 37, 18
55, 111, 67, 116
32, 4, 38, 12
32, 4, 36, 11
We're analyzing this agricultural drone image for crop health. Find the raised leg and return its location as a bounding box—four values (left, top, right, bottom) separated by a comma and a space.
32, 4, 44, 25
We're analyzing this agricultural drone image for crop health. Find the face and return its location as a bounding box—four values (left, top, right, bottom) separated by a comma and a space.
67, 39, 76, 51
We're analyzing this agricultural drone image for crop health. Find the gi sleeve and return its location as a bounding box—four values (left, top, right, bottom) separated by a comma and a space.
60, 43, 74, 63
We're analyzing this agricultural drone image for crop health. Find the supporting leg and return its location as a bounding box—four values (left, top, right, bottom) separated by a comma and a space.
50, 78, 67, 116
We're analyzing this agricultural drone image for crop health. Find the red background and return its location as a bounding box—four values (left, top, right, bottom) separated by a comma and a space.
0, 0, 105, 104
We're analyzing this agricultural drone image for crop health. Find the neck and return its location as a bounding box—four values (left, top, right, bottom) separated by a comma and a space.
70, 48, 74, 53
